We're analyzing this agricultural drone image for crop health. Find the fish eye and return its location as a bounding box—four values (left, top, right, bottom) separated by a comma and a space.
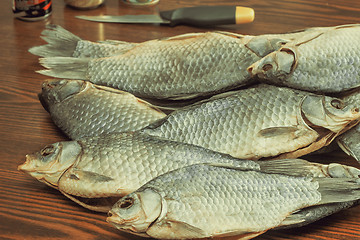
330, 99, 345, 109
40, 145, 55, 156
119, 197, 134, 209
262, 64, 273, 71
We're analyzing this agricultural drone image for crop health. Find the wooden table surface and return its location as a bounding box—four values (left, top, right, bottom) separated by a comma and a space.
1, 0, 360, 239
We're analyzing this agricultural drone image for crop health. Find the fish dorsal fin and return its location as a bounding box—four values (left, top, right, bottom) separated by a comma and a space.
92, 84, 166, 115
97, 39, 134, 45
147, 219, 207, 239
160, 32, 208, 41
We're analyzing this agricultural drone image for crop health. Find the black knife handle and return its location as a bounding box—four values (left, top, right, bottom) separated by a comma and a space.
160, 6, 253, 27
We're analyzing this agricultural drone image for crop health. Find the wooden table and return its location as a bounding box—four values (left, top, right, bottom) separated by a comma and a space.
1, 0, 360, 239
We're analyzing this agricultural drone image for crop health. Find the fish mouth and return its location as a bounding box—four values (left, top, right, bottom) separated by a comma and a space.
106, 213, 149, 238
18, 154, 37, 172
106, 211, 126, 226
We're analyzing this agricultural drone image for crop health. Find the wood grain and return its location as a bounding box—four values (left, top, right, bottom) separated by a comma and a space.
1, 0, 360, 239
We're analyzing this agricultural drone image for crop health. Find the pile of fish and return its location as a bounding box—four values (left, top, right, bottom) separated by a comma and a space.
19, 24, 360, 239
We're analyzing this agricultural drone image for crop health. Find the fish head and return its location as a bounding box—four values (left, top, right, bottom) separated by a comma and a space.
301, 95, 360, 133
247, 47, 296, 80
38, 79, 86, 112
107, 188, 164, 236
18, 141, 81, 188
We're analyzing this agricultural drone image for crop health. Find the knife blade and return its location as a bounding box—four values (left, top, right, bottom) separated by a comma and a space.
76, 6, 255, 27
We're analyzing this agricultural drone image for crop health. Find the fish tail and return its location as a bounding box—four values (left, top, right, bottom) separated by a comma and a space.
258, 159, 360, 178
317, 178, 360, 204
38, 57, 89, 79
29, 24, 82, 57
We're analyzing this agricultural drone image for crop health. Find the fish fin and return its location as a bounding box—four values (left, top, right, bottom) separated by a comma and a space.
58, 168, 117, 198
215, 231, 266, 240
147, 219, 207, 239
159, 93, 202, 101
337, 138, 360, 162
316, 178, 360, 204
63, 168, 114, 183
91, 84, 167, 116
97, 39, 133, 45
29, 24, 81, 57
60, 190, 118, 212
245, 36, 289, 57
215, 31, 246, 39
38, 57, 89, 79
258, 159, 360, 178
160, 32, 207, 41
257, 126, 299, 138
273, 132, 335, 159
142, 116, 169, 130
276, 201, 359, 229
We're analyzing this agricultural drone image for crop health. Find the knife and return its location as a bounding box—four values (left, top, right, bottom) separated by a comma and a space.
76, 6, 255, 27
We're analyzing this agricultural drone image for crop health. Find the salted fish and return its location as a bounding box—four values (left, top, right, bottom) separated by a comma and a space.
39, 79, 166, 139
30, 24, 342, 60
107, 163, 360, 239
248, 24, 360, 93
18, 131, 360, 212
143, 84, 360, 160
36, 29, 292, 100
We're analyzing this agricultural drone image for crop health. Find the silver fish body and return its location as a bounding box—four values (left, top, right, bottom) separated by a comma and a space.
143, 84, 360, 159
39, 79, 166, 139
37, 30, 292, 100
107, 163, 360, 239
249, 24, 360, 93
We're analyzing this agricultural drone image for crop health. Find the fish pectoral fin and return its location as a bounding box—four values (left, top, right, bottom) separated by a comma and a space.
147, 220, 207, 239
257, 126, 299, 138
337, 138, 359, 161
66, 169, 114, 183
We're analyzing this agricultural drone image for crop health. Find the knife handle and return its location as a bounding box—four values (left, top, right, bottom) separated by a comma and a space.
159, 6, 254, 27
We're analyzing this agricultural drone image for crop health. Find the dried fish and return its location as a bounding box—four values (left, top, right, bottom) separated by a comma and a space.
107, 163, 360, 239
143, 84, 360, 159
36, 30, 291, 100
